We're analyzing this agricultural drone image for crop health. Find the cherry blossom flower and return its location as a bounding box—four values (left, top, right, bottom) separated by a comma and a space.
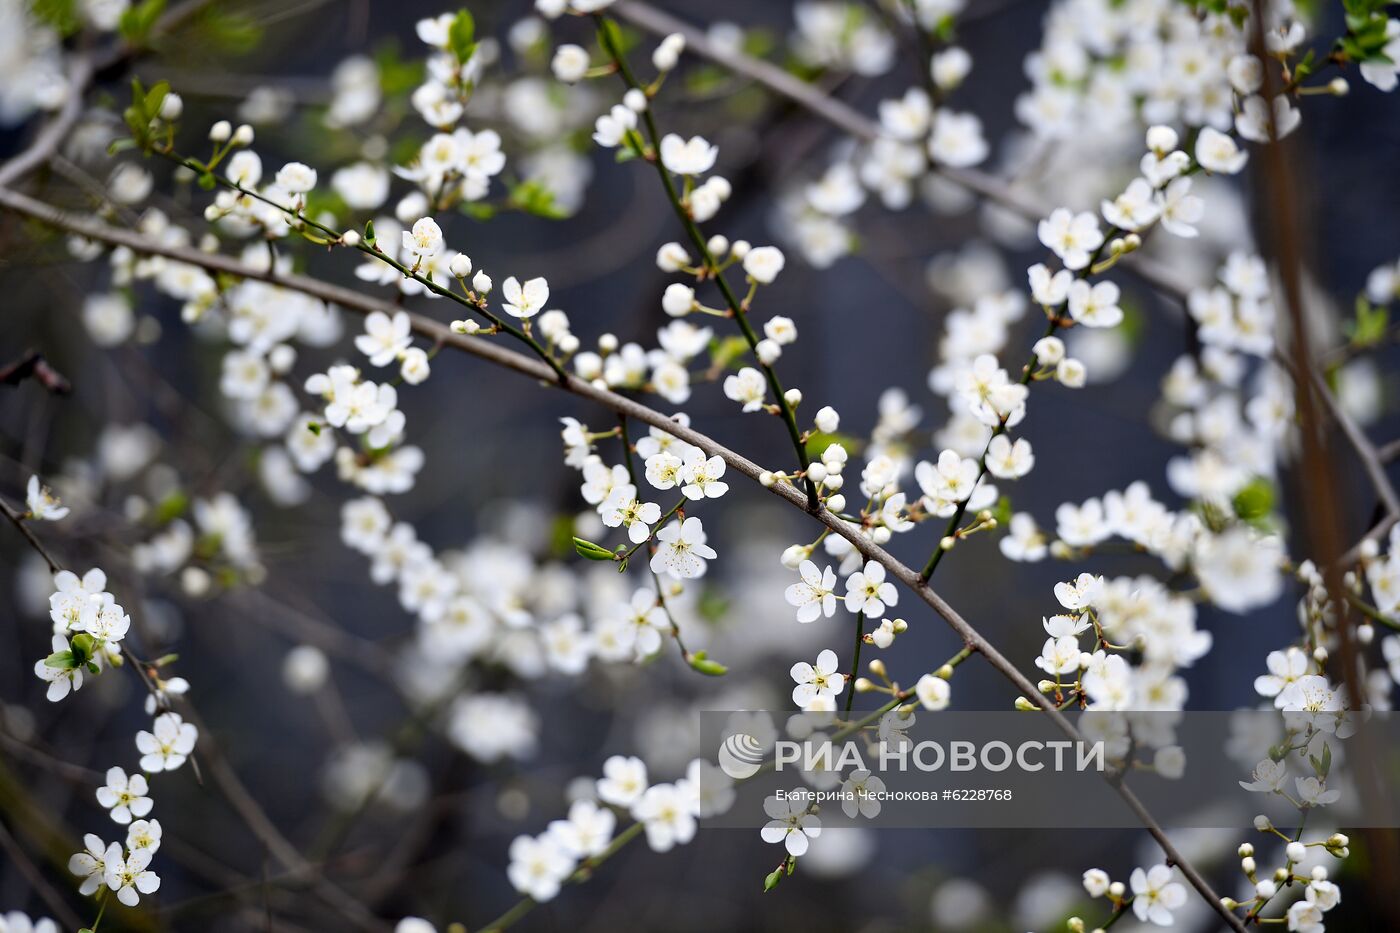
785, 560, 840, 622
844, 561, 897, 616
136, 712, 198, 772
658, 134, 718, 176
1129, 864, 1186, 926
501, 276, 549, 319
103, 843, 160, 906
760, 794, 821, 856
631, 783, 696, 852
791, 648, 845, 708
96, 767, 153, 824
650, 516, 717, 579
25, 475, 69, 520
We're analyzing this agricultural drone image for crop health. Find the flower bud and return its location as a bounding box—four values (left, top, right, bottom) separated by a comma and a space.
159, 93, 184, 121
472, 270, 492, 294
341, 230, 361, 247
209, 120, 232, 142
450, 253, 474, 277
1286, 842, 1306, 863
825, 493, 845, 512
662, 282, 696, 316
784, 388, 802, 406
780, 544, 810, 569
232, 124, 254, 146
814, 406, 839, 434
1145, 125, 1178, 154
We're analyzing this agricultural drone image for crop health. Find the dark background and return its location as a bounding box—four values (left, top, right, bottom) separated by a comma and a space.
2, 1, 1398, 930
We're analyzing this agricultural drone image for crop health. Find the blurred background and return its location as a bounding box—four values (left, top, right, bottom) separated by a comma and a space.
1, 0, 1399, 930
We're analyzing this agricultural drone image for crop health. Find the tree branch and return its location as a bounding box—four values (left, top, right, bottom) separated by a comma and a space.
0, 187, 1247, 931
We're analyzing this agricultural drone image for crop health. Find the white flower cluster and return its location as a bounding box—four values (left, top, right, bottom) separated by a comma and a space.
27, 560, 196, 910
504, 753, 729, 902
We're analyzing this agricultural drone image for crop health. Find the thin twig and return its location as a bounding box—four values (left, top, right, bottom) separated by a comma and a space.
0, 187, 1247, 932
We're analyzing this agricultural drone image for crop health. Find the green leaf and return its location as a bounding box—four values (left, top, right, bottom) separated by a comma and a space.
191, 7, 264, 56
459, 201, 497, 221
572, 537, 618, 561
804, 431, 863, 461
1345, 295, 1389, 347
32, 0, 81, 36
143, 80, 170, 129
363, 220, 376, 247
152, 490, 188, 524
708, 335, 751, 372
687, 651, 728, 676
993, 494, 1013, 529
119, 0, 167, 45
508, 179, 567, 219
44, 650, 76, 670
71, 633, 96, 664
375, 40, 428, 96
448, 9, 477, 63
1232, 477, 1275, 523
763, 868, 784, 892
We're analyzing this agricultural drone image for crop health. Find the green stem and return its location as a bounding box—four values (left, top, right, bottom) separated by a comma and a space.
918, 222, 1130, 582
595, 17, 819, 509
844, 612, 865, 713
89, 892, 108, 933
158, 150, 569, 383
479, 822, 646, 933
617, 414, 696, 664
919, 315, 1060, 581
619, 497, 686, 563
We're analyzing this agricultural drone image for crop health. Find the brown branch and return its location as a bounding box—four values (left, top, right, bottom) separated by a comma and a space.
0, 349, 74, 396
0, 187, 1248, 930
1249, 0, 1400, 922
